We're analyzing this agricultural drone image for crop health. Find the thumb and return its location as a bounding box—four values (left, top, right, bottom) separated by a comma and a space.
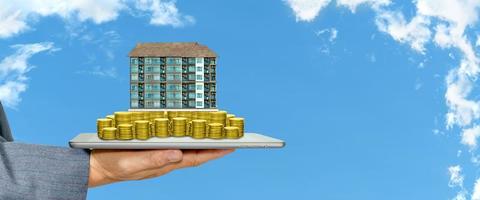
144, 150, 183, 169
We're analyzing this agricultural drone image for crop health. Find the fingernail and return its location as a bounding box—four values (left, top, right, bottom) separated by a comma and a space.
167, 150, 182, 162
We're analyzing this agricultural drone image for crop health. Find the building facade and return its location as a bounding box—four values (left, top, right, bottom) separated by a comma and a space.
129, 42, 217, 109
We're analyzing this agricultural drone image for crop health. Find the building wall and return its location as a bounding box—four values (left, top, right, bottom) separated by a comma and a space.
130, 56, 216, 109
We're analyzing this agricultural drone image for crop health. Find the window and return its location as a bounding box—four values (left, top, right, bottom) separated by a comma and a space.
196, 101, 203, 107
188, 92, 195, 98
152, 58, 161, 64
131, 58, 138, 64
146, 66, 154, 72
145, 58, 152, 64
188, 84, 195, 90
146, 75, 154, 80
167, 74, 181, 81
196, 58, 203, 64
188, 66, 195, 72
166, 84, 181, 91
131, 66, 138, 73
131, 85, 137, 91
154, 74, 160, 81
196, 93, 203, 98
166, 58, 181, 65
188, 58, 195, 64
196, 75, 203, 81
146, 93, 154, 98
166, 66, 181, 73
188, 74, 195, 81
196, 66, 203, 72
145, 84, 153, 91
153, 84, 160, 91
131, 74, 138, 81
196, 85, 203, 90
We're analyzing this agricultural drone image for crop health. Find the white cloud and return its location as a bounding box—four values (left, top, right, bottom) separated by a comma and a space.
0, 42, 55, 108
337, 0, 390, 12
135, 0, 194, 27
461, 126, 480, 150
315, 28, 338, 42
473, 178, 480, 200
375, 10, 431, 53
449, 165, 467, 200
449, 165, 464, 187
285, 0, 331, 22
0, 0, 193, 38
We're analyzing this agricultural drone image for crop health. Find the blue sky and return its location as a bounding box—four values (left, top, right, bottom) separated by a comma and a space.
1, 0, 480, 199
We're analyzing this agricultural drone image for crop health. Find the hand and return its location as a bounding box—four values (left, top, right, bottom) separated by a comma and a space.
88, 149, 234, 187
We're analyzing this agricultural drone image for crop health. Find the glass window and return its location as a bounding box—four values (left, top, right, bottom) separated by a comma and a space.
167, 74, 181, 81
166, 58, 181, 65
152, 58, 161, 64
196, 58, 203, 64
131, 74, 138, 81
188, 74, 195, 81
196, 75, 203, 81
188, 84, 195, 90
188, 92, 195, 98
145, 84, 153, 91
167, 84, 181, 91
196, 101, 203, 106
131, 85, 137, 91
153, 84, 160, 91
196, 85, 203, 90
131, 66, 138, 73
166, 66, 181, 73
154, 74, 160, 80
188, 66, 195, 72
196, 66, 203, 72
131, 58, 138, 64
146, 75, 154, 80
145, 58, 152, 64
196, 93, 203, 98
146, 66, 154, 72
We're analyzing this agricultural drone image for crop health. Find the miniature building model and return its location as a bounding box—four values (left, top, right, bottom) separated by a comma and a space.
129, 42, 217, 109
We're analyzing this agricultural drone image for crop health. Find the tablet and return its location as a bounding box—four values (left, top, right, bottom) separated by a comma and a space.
69, 133, 285, 149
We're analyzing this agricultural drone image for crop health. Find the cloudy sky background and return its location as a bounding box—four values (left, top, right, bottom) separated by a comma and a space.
1, 0, 480, 199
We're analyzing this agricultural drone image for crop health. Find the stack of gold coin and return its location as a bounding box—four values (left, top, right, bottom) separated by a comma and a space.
229, 117, 244, 137
154, 118, 169, 137
208, 123, 224, 139
106, 115, 115, 127
172, 117, 187, 137
150, 111, 165, 123
196, 111, 210, 123
224, 126, 240, 139
135, 120, 150, 140
131, 112, 145, 124
210, 111, 227, 126
102, 127, 117, 140
97, 118, 112, 139
117, 124, 133, 140
114, 112, 131, 126
226, 114, 235, 126
178, 111, 192, 122
143, 112, 150, 122
191, 119, 207, 139
167, 111, 179, 121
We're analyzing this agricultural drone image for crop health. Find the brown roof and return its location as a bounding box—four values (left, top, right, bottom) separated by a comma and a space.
129, 42, 217, 57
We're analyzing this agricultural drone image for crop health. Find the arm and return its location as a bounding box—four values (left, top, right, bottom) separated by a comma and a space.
0, 142, 90, 200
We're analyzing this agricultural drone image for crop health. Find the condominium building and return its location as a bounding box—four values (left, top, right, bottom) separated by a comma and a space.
128, 42, 217, 109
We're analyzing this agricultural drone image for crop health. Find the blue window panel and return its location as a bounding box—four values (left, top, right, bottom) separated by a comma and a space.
196, 93, 203, 98
166, 58, 181, 65
196, 85, 203, 90
131, 58, 138, 64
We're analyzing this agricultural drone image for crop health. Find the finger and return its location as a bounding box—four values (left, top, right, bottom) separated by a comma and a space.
134, 149, 234, 179
165, 149, 234, 170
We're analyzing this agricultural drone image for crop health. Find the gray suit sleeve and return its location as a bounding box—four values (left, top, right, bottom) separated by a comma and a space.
0, 102, 90, 199
0, 143, 90, 200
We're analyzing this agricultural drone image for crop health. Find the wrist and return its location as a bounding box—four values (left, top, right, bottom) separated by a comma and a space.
88, 151, 114, 187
